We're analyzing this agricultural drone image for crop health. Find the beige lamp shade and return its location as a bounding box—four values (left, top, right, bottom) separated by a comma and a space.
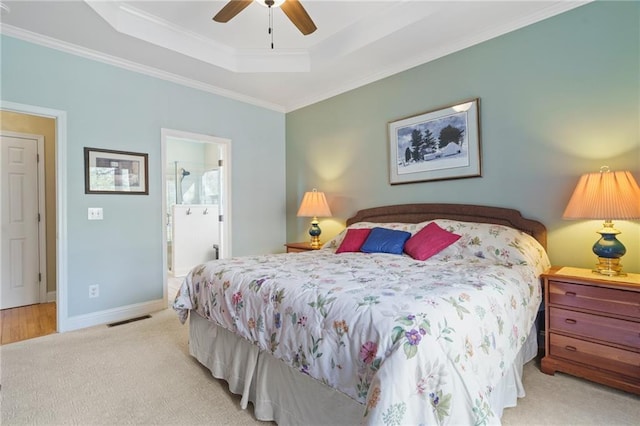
562, 167, 640, 276
297, 189, 332, 218
563, 168, 640, 220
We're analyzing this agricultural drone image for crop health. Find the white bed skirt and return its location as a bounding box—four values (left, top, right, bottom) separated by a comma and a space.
189, 311, 538, 425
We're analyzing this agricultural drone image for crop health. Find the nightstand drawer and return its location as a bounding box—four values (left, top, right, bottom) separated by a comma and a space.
549, 307, 640, 348
549, 333, 640, 378
549, 280, 640, 319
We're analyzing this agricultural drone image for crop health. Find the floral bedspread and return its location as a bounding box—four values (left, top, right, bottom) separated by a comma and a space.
173, 219, 550, 425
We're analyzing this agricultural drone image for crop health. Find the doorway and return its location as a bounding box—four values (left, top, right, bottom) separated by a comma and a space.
161, 129, 231, 303
1, 132, 46, 309
1, 102, 68, 335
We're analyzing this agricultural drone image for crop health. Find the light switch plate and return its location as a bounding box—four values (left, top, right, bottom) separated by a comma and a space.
88, 207, 103, 220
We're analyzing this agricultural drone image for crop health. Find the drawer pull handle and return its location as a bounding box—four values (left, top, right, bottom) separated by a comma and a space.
564, 346, 577, 352
565, 318, 577, 324
565, 291, 577, 297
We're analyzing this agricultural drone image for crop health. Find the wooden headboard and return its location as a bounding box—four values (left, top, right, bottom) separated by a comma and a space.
346, 203, 547, 249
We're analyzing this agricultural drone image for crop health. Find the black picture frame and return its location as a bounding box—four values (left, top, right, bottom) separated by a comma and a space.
84, 147, 149, 194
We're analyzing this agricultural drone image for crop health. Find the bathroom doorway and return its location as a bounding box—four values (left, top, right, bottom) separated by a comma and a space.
161, 129, 231, 303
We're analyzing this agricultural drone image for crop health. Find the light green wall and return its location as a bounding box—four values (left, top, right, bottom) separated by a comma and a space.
1, 35, 286, 316
286, 1, 640, 273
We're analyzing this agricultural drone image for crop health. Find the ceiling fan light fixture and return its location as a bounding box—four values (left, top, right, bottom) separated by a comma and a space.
214, 0, 316, 37
256, 0, 286, 8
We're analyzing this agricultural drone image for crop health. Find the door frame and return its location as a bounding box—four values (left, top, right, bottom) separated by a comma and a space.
160, 128, 231, 302
1, 101, 69, 332
0, 130, 47, 304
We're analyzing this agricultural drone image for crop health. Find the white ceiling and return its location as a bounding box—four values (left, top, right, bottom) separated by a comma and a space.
0, 1, 589, 112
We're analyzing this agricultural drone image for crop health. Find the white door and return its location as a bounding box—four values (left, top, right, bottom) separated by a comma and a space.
1, 134, 41, 309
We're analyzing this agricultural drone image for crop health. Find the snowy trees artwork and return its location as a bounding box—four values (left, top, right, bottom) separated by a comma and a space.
388, 99, 481, 184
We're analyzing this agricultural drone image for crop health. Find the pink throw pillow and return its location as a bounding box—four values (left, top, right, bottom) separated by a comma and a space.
335, 228, 372, 253
404, 222, 461, 261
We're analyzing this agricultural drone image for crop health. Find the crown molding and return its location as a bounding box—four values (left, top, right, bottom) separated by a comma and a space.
86, 0, 310, 73
2, 1, 592, 113
284, 0, 592, 111
0, 24, 286, 113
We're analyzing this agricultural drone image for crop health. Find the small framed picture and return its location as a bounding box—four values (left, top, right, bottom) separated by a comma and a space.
388, 98, 481, 184
84, 147, 149, 194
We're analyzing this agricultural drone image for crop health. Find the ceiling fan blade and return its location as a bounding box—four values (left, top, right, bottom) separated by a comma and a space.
280, 0, 317, 35
213, 0, 253, 23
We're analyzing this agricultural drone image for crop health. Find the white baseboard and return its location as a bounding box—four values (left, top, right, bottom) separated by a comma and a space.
61, 299, 167, 332
46, 291, 56, 303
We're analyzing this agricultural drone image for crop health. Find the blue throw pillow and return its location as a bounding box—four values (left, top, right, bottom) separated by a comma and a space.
360, 227, 411, 255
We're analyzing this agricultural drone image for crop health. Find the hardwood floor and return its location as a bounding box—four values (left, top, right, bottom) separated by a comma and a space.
1, 279, 180, 345
0, 302, 56, 345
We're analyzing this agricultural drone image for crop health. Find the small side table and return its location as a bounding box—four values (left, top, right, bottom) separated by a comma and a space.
540, 266, 640, 395
285, 242, 321, 253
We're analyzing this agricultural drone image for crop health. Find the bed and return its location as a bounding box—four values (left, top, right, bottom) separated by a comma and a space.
173, 203, 550, 425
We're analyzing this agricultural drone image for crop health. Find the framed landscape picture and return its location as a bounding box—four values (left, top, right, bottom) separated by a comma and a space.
388, 98, 481, 185
84, 147, 149, 194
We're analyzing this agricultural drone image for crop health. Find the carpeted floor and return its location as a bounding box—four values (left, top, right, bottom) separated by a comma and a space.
1, 308, 638, 425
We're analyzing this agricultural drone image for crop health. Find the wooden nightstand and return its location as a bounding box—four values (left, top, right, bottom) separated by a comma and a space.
540, 266, 640, 395
285, 242, 321, 253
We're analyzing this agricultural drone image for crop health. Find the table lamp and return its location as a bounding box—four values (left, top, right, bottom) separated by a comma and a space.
563, 166, 640, 276
296, 189, 332, 249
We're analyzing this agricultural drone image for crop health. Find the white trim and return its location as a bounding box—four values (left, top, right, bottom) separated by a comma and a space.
46, 290, 56, 303
0, 24, 285, 113
161, 134, 168, 305
37, 135, 47, 303
160, 128, 232, 307
0, 101, 69, 333
62, 299, 167, 332
219, 140, 232, 260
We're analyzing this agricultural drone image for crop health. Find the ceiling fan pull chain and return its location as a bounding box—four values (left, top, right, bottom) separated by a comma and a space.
268, 5, 274, 49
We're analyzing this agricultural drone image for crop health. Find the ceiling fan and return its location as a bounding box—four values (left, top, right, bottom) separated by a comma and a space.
213, 0, 317, 36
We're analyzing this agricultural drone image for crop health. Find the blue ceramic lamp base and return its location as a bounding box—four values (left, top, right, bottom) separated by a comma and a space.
308, 217, 322, 249
592, 221, 627, 276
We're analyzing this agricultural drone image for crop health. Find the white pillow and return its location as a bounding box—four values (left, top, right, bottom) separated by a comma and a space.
431, 219, 550, 271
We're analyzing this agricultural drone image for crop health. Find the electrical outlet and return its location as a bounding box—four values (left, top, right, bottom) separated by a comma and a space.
89, 284, 99, 298
88, 207, 103, 220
